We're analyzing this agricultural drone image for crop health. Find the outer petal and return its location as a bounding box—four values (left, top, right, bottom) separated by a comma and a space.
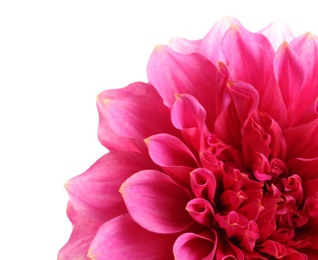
58, 213, 103, 260
220, 23, 275, 100
65, 151, 158, 222
173, 230, 217, 260
147, 45, 222, 131
120, 170, 193, 234
167, 37, 202, 54
97, 82, 177, 153
88, 214, 178, 260
273, 42, 306, 111
290, 33, 318, 125
198, 16, 242, 64
259, 20, 294, 51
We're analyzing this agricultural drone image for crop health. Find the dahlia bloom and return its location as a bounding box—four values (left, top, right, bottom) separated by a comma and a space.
59, 17, 318, 259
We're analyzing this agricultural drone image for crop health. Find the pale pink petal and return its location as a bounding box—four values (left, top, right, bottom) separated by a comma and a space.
145, 133, 198, 186
173, 230, 217, 260
88, 214, 179, 260
259, 20, 294, 51
171, 94, 208, 151
97, 82, 177, 153
65, 151, 158, 222
198, 16, 242, 64
167, 37, 202, 54
120, 170, 193, 234
58, 215, 103, 260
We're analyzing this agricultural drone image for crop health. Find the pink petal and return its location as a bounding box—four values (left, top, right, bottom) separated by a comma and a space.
227, 80, 259, 125
145, 133, 198, 186
220, 23, 275, 101
258, 240, 287, 259
259, 20, 294, 51
290, 33, 318, 125
190, 168, 216, 203
198, 16, 242, 64
171, 93, 208, 151
88, 214, 178, 260
120, 170, 193, 234
65, 151, 158, 222
58, 215, 102, 260
97, 81, 177, 153
167, 37, 202, 54
186, 198, 214, 227
173, 230, 217, 260
241, 117, 271, 169
284, 117, 318, 159
288, 157, 318, 181
273, 42, 305, 110
147, 45, 220, 130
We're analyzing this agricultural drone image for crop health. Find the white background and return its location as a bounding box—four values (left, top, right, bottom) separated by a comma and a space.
1, 1, 318, 259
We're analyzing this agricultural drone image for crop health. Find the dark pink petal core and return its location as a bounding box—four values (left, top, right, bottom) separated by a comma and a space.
120, 170, 193, 234
190, 168, 216, 203
186, 198, 214, 227
258, 240, 287, 259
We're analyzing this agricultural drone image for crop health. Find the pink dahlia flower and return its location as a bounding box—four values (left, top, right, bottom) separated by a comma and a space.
59, 17, 318, 259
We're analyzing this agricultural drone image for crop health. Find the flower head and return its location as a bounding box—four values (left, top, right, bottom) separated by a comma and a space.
59, 17, 318, 259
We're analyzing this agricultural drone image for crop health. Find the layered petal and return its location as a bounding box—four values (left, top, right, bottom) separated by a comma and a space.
120, 170, 193, 233
147, 45, 222, 130
173, 230, 217, 260
65, 151, 158, 221
97, 82, 177, 153
88, 214, 178, 260
171, 94, 208, 151
145, 133, 198, 185
58, 213, 103, 260
273, 42, 305, 111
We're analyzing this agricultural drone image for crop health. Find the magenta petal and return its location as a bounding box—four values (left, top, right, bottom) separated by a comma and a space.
88, 214, 178, 260
221, 23, 275, 98
273, 42, 305, 110
288, 157, 318, 181
146, 133, 198, 185
120, 170, 193, 234
190, 168, 216, 203
65, 151, 158, 222
284, 117, 318, 158
290, 33, 318, 124
147, 45, 220, 130
58, 215, 102, 260
186, 198, 214, 227
227, 80, 259, 125
171, 94, 208, 151
173, 230, 217, 260
97, 82, 177, 152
